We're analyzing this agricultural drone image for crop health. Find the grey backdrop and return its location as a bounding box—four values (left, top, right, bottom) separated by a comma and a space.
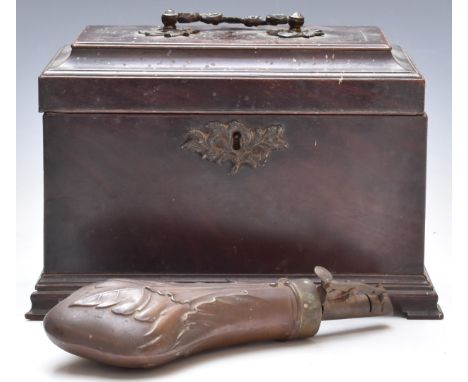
16, 0, 451, 304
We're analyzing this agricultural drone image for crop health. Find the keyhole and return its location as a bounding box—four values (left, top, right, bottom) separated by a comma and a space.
232, 131, 241, 150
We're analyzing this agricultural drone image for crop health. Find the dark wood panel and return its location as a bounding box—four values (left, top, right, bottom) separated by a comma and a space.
43, 113, 427, 275
39, 76, 425, 114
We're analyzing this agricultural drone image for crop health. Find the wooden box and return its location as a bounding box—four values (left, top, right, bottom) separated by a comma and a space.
26, 19, 442, 319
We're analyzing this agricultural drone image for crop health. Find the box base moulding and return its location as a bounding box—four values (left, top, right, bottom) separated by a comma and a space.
25, 269, 443, 320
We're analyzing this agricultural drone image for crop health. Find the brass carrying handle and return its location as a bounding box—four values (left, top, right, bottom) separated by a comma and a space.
161, 10, 305, 31
139, 10, 324, 38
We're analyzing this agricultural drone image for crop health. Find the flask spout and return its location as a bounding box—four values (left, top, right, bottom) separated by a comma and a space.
314, 266, 393, 320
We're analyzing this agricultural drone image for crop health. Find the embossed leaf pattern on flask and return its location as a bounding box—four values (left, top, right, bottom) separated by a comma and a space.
69, 279, 269, 353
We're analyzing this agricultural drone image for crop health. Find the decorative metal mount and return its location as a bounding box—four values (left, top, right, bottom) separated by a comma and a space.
139, 10, 324, 38
181, 120, 288, 174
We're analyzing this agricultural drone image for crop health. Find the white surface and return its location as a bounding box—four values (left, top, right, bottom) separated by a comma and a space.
16, 315, 451, 382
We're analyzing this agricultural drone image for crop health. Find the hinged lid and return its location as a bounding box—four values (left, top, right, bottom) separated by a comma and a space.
39, 21, 424, 114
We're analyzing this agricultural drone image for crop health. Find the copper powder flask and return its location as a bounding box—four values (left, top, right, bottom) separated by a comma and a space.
44, 266, 392, 368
